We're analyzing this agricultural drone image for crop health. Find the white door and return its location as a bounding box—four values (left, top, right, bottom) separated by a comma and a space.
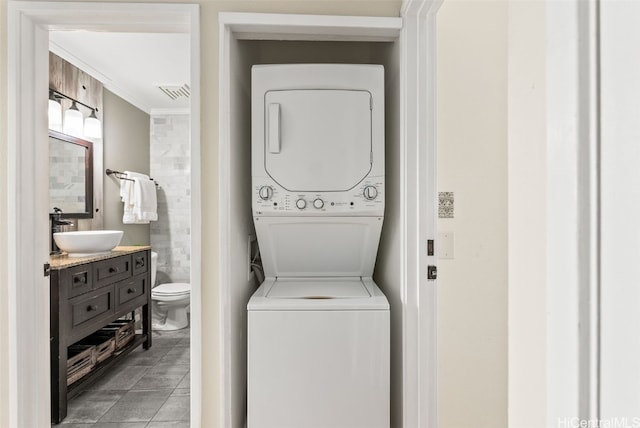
600, 0, 640, 420
264, 89, 372, 192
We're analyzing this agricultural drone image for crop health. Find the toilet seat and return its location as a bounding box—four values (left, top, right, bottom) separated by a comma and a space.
152, 282, 190, 296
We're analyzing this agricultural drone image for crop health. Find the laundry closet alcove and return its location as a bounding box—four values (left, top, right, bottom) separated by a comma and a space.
218, 8, 439, 428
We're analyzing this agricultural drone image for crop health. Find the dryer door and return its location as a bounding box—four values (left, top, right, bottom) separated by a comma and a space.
264, 89, 372, 192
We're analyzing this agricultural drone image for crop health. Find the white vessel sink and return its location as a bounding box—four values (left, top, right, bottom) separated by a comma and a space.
53, 230, 124, 257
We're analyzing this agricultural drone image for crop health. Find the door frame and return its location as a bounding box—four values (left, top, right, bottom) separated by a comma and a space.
400, 1, 442, 426
6, 2, 201, 426
217, 2, 441, 426
545, 0, 600, 423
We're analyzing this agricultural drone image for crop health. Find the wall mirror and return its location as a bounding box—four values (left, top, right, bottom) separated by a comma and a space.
49, 130, 94, 218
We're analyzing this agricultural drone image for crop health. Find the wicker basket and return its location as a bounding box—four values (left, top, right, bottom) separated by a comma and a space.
77, 335, 116, 364
67, 345, 96, 385
95, 319, 135, 351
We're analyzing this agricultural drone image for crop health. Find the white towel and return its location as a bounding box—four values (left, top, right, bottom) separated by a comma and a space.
132, 176, 158, 223
121, 171, 157, 224
120, 172, 135, 224
121, 171, 144, 224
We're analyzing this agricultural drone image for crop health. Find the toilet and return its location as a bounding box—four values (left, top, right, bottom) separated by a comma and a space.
150, 251, 190, 330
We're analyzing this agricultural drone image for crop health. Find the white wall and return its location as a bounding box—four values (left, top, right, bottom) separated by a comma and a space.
506, 0, 547, 427
0, 0, 8, 419
437, 1, 508, 427
600, 0, 640, 420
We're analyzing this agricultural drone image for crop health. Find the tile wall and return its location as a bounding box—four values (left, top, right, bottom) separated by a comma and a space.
150, 115, 191, 284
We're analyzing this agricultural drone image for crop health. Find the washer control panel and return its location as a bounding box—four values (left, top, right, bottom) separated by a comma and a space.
253, 176, 384, 216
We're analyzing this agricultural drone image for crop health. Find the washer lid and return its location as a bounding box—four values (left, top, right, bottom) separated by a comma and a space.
266, 278, 370, 299
153, 282, 190, 295
248, 277, 389, 311
254, 216, 383, 278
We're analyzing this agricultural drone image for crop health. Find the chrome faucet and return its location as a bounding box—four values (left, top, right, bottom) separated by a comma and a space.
50, 207, 74, 255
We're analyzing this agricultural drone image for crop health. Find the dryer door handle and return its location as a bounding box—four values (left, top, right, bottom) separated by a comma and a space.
268, 103, 280, 154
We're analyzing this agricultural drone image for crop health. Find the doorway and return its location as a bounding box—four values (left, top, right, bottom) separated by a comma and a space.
217, 9, 440, 428
6, 3, 201, 426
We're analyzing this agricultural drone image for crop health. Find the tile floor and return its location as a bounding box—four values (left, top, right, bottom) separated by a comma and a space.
55, 327, 190, 428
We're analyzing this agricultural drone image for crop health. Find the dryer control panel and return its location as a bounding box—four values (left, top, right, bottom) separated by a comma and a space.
253, 176, 384, 217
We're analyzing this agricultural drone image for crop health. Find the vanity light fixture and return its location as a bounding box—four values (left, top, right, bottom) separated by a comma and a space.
48, 91, 62, 132
84, 109, 102, 139
50, 89, 102, 139
63, 101, 84, 138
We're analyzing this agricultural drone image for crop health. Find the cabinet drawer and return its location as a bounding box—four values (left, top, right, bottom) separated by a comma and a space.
65, 265, 93, 298
70, 288, 114, 328
116, 275, 146, 307
132, 252, 148, 276
93, 255, 132, 289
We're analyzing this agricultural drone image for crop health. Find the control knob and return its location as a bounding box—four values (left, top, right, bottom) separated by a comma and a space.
258, 186, 273, 200
296, 199, 307, 210
313, 198, 324, 209
363, 186, 378, 200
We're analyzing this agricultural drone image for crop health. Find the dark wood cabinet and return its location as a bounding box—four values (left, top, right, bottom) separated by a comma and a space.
50, 248, 152, 424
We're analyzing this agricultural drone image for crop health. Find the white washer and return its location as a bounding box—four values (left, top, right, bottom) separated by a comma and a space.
249, 64, 389, 428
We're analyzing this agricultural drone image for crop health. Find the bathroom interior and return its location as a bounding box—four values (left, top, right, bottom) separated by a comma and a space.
48, 30, 193, 426
48, 23, 406, 428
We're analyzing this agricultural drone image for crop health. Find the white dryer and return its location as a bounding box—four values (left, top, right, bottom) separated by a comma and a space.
248, 64, 389, 428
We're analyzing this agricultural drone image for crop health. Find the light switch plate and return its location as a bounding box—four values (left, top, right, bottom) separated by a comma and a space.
438, 232, 454, 259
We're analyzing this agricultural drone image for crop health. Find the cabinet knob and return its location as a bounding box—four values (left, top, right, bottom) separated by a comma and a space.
109, 267, 119, 273
135, 258, 145, 267
127, 288, 137, 294
73, 275, 86, 284
87, 304, 98, 312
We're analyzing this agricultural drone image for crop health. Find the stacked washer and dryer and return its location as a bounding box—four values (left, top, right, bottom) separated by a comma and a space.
248, 64, 390, 428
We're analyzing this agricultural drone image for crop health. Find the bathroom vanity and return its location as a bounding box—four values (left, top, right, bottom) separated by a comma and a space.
49, 246, 152, 423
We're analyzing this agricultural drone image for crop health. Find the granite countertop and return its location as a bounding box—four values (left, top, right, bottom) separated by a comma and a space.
49, 245, 152, 270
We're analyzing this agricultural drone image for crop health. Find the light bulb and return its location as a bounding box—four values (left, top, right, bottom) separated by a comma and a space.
48, 93, 62, 131
63, 101, 84, 137
84, 110, 102, 139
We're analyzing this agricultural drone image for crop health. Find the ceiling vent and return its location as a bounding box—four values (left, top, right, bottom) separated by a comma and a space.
157, 84, 190, 100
